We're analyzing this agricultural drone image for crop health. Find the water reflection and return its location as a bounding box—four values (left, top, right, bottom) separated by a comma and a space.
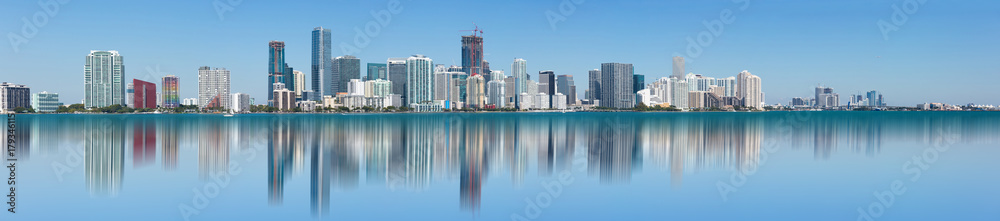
12, 112, 1000, 216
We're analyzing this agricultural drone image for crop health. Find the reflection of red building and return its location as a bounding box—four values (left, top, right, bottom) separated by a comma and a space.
133, 118, 156, 167
133, 79, 157, 109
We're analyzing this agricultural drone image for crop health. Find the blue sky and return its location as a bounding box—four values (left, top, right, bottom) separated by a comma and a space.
1, 0, 998, 106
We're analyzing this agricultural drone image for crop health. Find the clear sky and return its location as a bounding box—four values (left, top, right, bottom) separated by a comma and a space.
1, 0, 998, 106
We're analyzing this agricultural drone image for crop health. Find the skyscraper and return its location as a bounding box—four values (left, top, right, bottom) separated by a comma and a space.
0, 82, 30, 112
670, 78, 689, 110
367, 63, 387, 81
84, 50, 125, 108
132, 79, 156, 109
161, 75, 179, 108
716, 77, 736, 97
406, 55, 434, 107
268, 41, 286, 105
633, 74, 645, 93
198, 66, 231, 109
387, 58, 408, 103
466, 75, 486, 108
600, 63, 635, 109
815, 86, 839, 108
588, 69, 601, 101
736, 70, 762, 109
557, 75, 576, 105
539, 71, 556, 109
672, 56, 685, 80
333, 55, 361, 93
293, 70, 305, 98
511, 58, 527, 107
461, 35, 484, 77
312, 27, 332, 100
487, 77, 506, 108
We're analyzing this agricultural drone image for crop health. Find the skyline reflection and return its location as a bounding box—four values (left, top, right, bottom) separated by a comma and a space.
12, 112, 1000, 216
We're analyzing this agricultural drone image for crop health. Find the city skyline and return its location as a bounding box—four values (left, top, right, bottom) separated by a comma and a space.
1, 1, 998, 107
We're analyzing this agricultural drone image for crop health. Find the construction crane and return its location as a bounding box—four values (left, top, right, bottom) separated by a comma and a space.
459, 23, 485, 76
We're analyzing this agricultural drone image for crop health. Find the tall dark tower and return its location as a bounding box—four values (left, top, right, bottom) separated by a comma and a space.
461, 26, 484, 77
268, 41, 286, 105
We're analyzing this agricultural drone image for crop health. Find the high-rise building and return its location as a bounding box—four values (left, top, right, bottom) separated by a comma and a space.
672, 56, 685, 80
268, 41, 286, 105
387, 58, 407, 103
367, 63, 387, 81
686, 74, 715, 92
670, 78, 689, 110
451, 72, 469, 105
231, 93, 251, 113
30, 91, 60, 113
736, 70, 762, 109
503, 76, 516, 106
588, 69, 601, 101
539, 71, 556, 109
161, 75, 179, 108
511, 58, 527, 108
632, 74, 645, 93
461, 35, 484, 77
556, 75, 576, 105
487, 77, 506, 108
132, 79, 156, 109
466, 75, 486, 108
866, 90, 885, 107
272, 84, 295, 111
364, 79, 391, 98
125, 83, 134, 108
716, 77, 736, 97
434, 72, 459, 101
600, 63, 635, 109
198, 66, 231, 109
815, 86, 839, 108
406, 55, 434, 106
84, 50, 125, 108
312, 27, 332, 100
293, 70, 305, 98
347, 79, 365, 96
334, 55, 361, 93
1, 82, 30, 112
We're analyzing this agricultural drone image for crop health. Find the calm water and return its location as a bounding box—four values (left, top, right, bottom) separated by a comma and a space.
8, 112, 1000, 220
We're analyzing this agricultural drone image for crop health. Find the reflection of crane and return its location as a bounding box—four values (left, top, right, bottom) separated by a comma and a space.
460, 23, 485, 76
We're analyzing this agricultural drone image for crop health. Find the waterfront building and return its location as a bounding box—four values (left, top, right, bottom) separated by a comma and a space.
84, 50, 126, 107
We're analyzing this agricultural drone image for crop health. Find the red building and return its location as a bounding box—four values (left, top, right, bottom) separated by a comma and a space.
133, 79, 157, 109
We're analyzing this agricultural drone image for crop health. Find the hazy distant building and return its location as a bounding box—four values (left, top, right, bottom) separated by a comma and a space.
815, 86, 839, 108
198, 66, 231, 109
599, 63, 635, 109
30, 91, 60, 113
84, 50, 126, 107
672, 56, 685, 80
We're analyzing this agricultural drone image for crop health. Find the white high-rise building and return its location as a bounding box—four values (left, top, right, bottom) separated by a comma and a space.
347, 79, 365, 96
737, 70, 762, 109
405, 55, 434, 106
466, 75, 486, 108
487, 78, 506, 108
198, 66, 231, 109
364, 79, 391, 98
231, 93, 251, 113
670, 77, 689, 110
716, 77, 737, 97
84, 50, 126, 107
293, 70, 305, 98
553, 93, 567, 110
